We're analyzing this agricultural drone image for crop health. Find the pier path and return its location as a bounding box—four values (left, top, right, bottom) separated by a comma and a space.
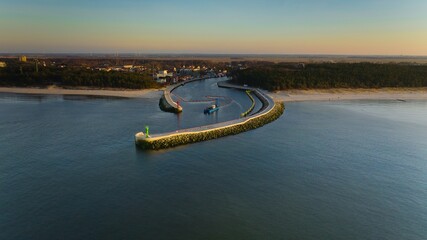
136, 79, 276, 144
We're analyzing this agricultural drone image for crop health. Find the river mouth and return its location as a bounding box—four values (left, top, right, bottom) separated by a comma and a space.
136, 77, 283, 150
161, 77, 258, 130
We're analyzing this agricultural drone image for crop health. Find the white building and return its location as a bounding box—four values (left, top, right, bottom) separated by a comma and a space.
156, 70, 173, 79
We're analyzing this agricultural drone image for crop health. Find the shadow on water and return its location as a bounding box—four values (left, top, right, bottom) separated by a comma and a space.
0, 92, 127, 102
62, 95, 128, 100
134, 142, 192, 156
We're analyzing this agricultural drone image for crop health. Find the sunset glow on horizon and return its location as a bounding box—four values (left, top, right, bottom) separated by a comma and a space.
1, 0, 427, 55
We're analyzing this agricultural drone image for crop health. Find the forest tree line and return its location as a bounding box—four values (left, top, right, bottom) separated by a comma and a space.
0, 61, 160, 89
232, 63, 427, 90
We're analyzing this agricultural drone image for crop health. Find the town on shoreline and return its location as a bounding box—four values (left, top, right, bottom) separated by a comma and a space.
1, 54, 427, 102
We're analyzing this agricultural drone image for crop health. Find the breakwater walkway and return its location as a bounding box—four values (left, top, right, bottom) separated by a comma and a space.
159, 77, 210, 113
135, 80, 284, 150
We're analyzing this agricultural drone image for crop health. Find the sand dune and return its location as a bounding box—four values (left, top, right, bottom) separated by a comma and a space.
271, 88, 427, 102
0, 86, 162, 98
1, 86, 427, 102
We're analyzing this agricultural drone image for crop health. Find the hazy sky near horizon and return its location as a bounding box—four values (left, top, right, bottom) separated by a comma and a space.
1, 0, 427, 55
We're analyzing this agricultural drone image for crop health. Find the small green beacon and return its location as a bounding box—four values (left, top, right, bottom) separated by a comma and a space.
145, 126, 150, 138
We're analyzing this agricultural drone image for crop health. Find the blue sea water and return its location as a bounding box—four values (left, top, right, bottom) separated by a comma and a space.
1, 81, 427, 239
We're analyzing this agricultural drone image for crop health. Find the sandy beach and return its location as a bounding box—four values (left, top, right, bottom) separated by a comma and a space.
1, 86, 427, 102
271, 88, 427, 102
0, 86, 163, 98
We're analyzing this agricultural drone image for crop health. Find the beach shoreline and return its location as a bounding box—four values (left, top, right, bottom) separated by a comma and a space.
271, 88, 427, 102
0, 86, 162, 98
1, 86, 427, 102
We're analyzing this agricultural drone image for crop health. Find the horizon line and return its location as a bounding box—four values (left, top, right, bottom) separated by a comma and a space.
1, 53, 427, 58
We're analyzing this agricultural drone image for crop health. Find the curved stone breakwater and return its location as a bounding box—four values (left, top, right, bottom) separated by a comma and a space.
159, 77, 209, 113
136, 80, 285, 150
241, 90, 255, 117
159, 84, 183, 113
136, 101, 284, 150
159, 94, 182, 113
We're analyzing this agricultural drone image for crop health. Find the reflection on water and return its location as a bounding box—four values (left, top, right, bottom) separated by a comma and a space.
0, 92, 126, 103
332, 100, 427, 127
167, 78, 253, 130
1, 90, 427, 240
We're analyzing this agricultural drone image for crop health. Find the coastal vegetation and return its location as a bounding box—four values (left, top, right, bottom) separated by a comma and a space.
0, 60, 160, 89
232, 63, 427, 91
241, 90, 255, 117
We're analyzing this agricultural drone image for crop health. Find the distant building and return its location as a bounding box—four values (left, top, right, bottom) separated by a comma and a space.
133, 65, 145, 70
155, 70, 174, 83
178, 68, 194, 76
156, 70, 173, 79
156, 78, 167, 84
0, 62, 6, 68
19, 56, 27, 62
123, 65, 133, 69
96, 67, 111, 72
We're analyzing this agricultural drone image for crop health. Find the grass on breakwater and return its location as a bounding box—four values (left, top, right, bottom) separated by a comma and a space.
241, 90, 256, 117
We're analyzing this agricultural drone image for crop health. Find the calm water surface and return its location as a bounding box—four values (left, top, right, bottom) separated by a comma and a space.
1, 81, 427, 239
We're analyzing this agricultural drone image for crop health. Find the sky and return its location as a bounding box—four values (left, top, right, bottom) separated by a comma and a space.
1, 0, 427, 55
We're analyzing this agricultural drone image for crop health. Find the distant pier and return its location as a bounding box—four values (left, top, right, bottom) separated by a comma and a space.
136, 80, 284, 150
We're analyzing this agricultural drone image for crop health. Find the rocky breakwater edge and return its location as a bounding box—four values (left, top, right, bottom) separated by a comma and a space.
136, 80, 285, 150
